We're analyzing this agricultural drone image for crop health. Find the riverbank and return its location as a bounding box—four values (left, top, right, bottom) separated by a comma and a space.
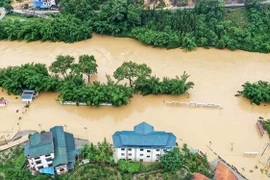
0, 34, 270, 179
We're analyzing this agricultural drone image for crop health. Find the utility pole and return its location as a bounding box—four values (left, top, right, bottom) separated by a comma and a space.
261, 143, 270, 157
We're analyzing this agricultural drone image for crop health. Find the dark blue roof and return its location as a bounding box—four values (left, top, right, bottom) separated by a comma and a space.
112, 122, 176, 148
24, 132, 54, 158
50, 126, 76, 168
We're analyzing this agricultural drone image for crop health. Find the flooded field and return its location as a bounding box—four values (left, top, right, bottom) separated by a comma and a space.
0, 34, 270, 179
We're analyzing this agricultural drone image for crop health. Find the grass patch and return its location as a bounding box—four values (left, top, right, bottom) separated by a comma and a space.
14, 153, 26, 169
224, 8, 248, 29
3, 13, 28, 21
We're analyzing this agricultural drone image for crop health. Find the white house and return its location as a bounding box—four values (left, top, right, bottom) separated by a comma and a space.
24, 126, 76, 175
112, 122, 176, 162
24, 132, 55, 173
20, 90, 37, 103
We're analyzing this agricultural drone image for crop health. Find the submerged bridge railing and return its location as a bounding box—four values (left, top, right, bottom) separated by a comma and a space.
163, 100, 222, 109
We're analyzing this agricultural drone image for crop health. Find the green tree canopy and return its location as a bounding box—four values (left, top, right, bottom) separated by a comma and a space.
49, 55, 75, 77
113, 61, 152, 88
78, 55, 98, 83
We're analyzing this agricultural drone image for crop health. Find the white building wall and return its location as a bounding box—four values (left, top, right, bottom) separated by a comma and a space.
28, 153, 54, 171
114, 147, 170, 162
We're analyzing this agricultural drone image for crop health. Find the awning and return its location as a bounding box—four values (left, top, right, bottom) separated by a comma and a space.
39, 167, 55, 175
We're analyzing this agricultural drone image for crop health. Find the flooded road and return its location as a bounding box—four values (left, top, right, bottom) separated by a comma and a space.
0, 34, 270, 179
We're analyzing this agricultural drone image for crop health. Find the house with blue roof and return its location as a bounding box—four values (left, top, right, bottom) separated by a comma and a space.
112, 122, 176, 162
24, 126, 76, 175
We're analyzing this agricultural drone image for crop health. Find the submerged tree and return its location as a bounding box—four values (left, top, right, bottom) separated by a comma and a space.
113, 61, 152, 88
49, 55, 75, 78
236, 80, 270, 105
77, 55, 98, 83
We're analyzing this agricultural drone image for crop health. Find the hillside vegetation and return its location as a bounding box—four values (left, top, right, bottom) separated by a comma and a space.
0, 0, 269, 53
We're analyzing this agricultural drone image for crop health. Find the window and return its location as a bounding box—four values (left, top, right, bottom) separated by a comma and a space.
46, 158, 52, 162
128, 148, 132, 151
36, 160, 41, 164
121, 148, 125, 151
140, 149, 144, 151
140, 159, 143, 162
121, 153, 125, 156
128, 153, 132, 156
156, 160, 159, 162
140, 154, 143, 156
147, 156, 150, 158
156, 149, 160, 151
128, 159, 132, 161
147, 150, 151, 153
45, 154, 51, 157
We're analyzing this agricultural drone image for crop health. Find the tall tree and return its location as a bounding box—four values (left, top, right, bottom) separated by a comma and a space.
49, 55, 75, 78
77, 55, 98, 83
113, 61, 152, 88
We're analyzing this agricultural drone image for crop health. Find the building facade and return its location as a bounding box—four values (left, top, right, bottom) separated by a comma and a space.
112, 122, 176, 162
24, 126, 76, 175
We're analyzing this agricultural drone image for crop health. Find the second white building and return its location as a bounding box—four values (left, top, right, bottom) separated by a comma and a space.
112, 122, 176, 162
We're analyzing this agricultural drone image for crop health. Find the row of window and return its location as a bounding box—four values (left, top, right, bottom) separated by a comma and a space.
121, 148, 161, 152
121, 153, 160, 157
120, 158, 159, 162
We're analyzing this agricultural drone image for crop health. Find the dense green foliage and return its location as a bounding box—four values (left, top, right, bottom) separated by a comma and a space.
0, 0, 12, 12
58, 77, 133, 106
0, 55, 193, 107
0, 146, 49, 180
134, 72, 194, 95
113, 61, 152, 87
160, 144, 213, 178
80, 138, 114, 164
114, 61, 194, 96
118, 160, 143, 174
236, 81, 270, 105
0, 63, 59, 94
1, 0, 269, 52
0, 15, 92, 43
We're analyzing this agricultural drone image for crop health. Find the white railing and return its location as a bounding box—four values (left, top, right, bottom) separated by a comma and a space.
163, 100, 222, 108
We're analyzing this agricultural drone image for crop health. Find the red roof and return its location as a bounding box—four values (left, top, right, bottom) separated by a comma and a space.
192, 173, 211, 180
214, 162, 238, 180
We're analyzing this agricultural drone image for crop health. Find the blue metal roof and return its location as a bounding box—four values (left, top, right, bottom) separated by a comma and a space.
33, 1, 43, 7
134, 122, 154, 134
21, 90, 35, 100
39, 167, 55, 175
112, 122, 176, 148
20, 94, 33, 100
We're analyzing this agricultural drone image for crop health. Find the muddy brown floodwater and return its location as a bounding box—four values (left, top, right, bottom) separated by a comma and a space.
0, 34, 270, 179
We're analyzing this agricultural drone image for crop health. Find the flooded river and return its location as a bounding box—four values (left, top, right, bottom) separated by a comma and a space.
0, 34, 270, 179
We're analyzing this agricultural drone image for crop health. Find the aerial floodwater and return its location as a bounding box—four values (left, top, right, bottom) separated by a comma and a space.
0, 34, 270, 179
